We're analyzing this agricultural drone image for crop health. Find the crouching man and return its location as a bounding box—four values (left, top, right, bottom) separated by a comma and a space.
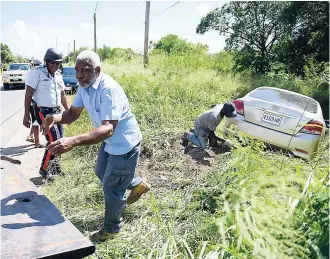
42, 50, 150, 242
185, 103, 237, 149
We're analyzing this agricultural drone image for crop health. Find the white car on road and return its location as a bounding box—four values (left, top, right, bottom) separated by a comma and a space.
231, 86, 326, 159
2, 63, 31, 90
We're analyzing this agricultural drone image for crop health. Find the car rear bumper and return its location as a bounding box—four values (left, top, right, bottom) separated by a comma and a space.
64, 84, 78, 93
3, 78, 25, 84
232, 115, 321, 159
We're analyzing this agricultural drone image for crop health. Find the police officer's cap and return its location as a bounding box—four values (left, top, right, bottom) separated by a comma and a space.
44, 48, 63, 62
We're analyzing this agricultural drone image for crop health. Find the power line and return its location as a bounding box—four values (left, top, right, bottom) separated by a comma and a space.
149, 1, 180, 21
111, 1, 132, 14
126, 1, 142, 14
112, 1, 141, 20
139, 1, 180, 26
116, 2, 146, 29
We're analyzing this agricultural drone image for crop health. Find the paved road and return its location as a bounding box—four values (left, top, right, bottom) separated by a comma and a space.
1, 86, 25, 123
1, 80, 45, 181
1, 84, 26, 145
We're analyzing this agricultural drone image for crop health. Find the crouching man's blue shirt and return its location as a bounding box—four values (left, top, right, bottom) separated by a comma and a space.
72, 72, 142, 155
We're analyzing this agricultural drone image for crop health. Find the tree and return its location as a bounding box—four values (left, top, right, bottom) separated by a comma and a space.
1, 43, 14, 64
153, 34, 208, 55
196, 2, 290, 73
273, 1, 329, 75
63, 46, 89, 63
97, 46, 138, 61
15, 54, 29, 63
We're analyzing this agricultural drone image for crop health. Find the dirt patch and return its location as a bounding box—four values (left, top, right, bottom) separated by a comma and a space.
137, 135, 230, 196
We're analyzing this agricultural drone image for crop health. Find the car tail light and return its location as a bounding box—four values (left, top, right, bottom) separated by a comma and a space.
295, 149, 308, 155
233, 99, 244, 115
299, 120, 324, 135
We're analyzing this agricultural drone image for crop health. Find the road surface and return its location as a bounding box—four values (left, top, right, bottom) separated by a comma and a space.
1, 81, 45, 181
1, 85, 26, 145
0, 80, 96, 258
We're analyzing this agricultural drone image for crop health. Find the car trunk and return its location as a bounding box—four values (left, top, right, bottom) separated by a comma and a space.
243, 88, 318, 135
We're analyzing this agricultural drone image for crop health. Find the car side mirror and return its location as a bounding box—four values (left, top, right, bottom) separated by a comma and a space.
3, 68, 7, 71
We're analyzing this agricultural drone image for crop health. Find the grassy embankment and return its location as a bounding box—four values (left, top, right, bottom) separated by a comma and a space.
43, 53, 329, 259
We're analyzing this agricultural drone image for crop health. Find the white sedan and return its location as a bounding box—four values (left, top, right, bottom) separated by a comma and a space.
229, 86, 326, 159
2, 63, 30, 90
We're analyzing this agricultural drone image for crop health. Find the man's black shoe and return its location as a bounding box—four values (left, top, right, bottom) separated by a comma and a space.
39, 169, 55, 182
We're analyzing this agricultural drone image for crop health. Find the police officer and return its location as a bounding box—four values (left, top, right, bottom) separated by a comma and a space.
23, 48, 69, 181
32, 58, 43, 69
25, 58, 44, 147
28, 59, 33, 69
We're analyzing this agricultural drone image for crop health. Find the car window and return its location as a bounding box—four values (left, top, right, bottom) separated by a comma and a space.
8, 64, 30, 70
248, 87, 318, 113
62, 67, 76, 76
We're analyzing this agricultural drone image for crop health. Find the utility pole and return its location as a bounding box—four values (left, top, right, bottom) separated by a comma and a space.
143, 1, 150, 66
94, 12, 97, 52
68, 43, 70, 63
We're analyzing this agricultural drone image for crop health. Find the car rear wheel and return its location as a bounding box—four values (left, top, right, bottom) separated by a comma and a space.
3, 83, 10, 90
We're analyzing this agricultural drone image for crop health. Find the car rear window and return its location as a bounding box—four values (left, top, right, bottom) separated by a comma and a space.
248, 87, 318, 113
63, 67, 76, 76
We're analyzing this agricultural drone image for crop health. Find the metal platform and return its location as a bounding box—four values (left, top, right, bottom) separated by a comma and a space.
1, 160, 95, 259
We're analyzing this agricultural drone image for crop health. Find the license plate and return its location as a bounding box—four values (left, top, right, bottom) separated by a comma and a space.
11, 78, 20, 81
261, 113, 282, 126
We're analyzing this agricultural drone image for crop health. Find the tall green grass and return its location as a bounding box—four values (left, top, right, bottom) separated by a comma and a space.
101, 55, 241, 142
42, 54, 328, 258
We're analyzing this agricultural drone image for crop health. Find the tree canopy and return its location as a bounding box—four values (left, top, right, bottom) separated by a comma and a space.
196, 1, 329, 75
1, 43, 14, 64
152, 34, 208, 55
